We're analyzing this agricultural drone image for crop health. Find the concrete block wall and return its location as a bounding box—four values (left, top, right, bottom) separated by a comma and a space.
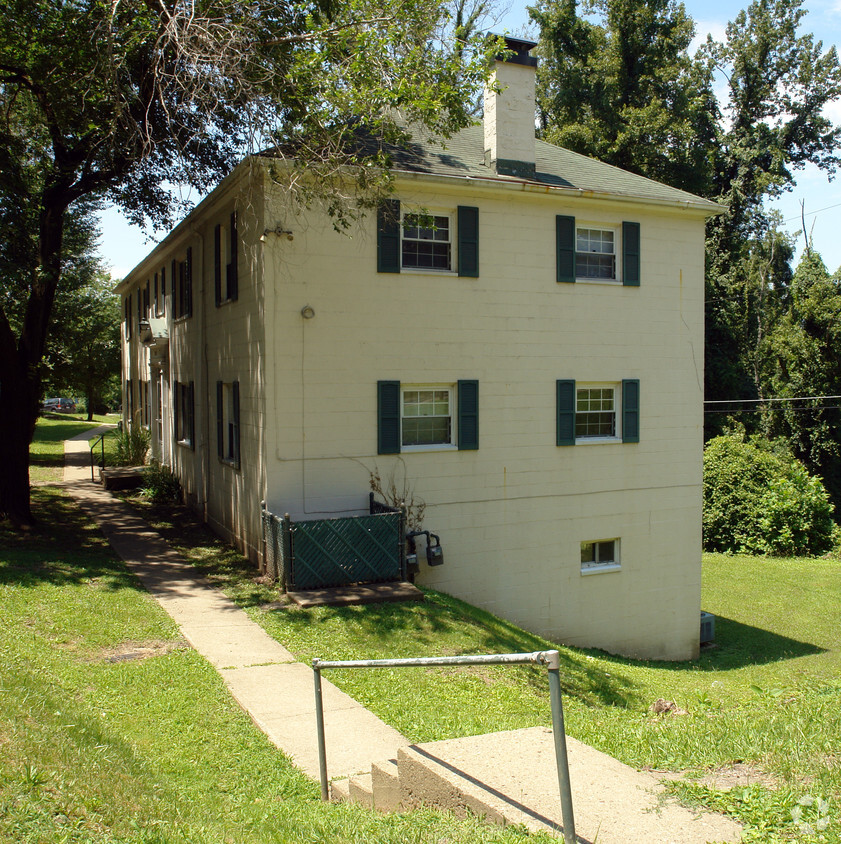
262, 175, 706, 660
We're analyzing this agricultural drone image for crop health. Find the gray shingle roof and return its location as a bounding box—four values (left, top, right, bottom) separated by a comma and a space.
391, 123, 720, 212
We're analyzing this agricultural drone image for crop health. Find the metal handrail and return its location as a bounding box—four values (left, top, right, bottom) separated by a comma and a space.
311, 649, 576, 844
89, 433, 108, 482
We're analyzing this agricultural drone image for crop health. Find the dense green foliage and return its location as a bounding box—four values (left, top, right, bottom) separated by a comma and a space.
0, 0, 499, 526
703, 434, 836, 556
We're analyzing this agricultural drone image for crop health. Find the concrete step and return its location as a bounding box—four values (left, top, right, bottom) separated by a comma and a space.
330, 777, 351, 803
348, 772, 374, 808
397, 727, 743, 843
371, 758, 401, 812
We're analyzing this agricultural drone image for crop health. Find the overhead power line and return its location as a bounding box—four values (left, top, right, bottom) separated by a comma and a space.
704, 394, 841, 404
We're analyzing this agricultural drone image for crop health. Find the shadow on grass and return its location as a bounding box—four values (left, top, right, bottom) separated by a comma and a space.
0, 488, 139, 592
696, 615, 824, 669
274, 590, 643, 709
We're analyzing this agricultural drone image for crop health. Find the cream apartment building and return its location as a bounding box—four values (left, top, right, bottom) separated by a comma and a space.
117, 37, 720, 660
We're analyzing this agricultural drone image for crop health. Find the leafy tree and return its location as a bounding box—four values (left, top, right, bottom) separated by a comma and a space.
761, 249, 841, 505
0, 0, 496, 526
701, 0, 841, 432
530, 0, 717, 195
42, 271, 121, 420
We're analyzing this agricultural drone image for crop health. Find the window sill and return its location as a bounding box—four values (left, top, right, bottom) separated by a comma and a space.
176, 439, 193, 449
216, 297, 237, 308
575, 277, 621, 285
218, 457, 240, 469
173, 314, 192, 324
401, 444, 458, 453
400, 268, 459, 277
581, 563, 621, 576
575, 436, 621, 445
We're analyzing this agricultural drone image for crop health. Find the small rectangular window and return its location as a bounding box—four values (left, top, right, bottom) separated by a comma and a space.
402, 213, 452, 271
576, 387, 616, 438
576, 227, 616, 280
581, 539, 620, 572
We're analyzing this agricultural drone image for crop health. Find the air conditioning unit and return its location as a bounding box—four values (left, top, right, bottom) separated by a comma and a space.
700, 611, 715, 644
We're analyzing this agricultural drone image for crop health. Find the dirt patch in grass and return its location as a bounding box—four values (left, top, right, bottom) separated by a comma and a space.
652, 762, 781, 791
90, 639, 190, 663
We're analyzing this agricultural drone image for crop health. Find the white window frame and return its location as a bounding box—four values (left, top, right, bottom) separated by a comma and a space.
400, 385, 457, 451
575, 384, 620, 443
580, 538, 621, 574
575, 225, 619, 283
401, 210, 455, 274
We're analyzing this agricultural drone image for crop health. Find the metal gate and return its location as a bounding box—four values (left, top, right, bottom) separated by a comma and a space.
262, 501, 405, 591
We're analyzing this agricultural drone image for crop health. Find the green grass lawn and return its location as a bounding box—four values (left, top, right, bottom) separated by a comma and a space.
29, 414, 118, 484
0, 488, 552, 844
14, 419, 841, 841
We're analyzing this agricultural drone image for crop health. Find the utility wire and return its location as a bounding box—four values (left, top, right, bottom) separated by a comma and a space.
705, 394, 841, 404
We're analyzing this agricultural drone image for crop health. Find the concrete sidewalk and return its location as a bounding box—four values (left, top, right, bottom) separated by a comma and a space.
63, 428, 407, 781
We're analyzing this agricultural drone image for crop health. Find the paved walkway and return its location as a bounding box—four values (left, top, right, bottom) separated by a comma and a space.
63, 428, 407, 781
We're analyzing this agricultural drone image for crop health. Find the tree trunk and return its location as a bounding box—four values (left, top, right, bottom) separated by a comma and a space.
0, 188, 67, 527
0, 357, 40, 527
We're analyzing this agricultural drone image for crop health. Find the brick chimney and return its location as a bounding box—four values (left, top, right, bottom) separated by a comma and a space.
484, 36, 538, 179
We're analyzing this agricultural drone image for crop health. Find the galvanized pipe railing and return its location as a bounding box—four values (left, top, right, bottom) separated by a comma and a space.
89, 433, 108, 482
311, 650, 576, 844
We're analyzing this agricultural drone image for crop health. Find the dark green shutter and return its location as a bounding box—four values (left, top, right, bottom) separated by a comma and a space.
622, 379, 640, 442
556, 216, 576, 284
457, 206, 479, 278
622, 222, 640, 287
377, 380, 401, 454
229, 212, 239, 301
556, 379, 576, 446
171, 259, 177, 316
232, 380, 240, 467
457, 380, 479, 449
185, 247, 193, 315
160, 265, 166, 301
377, 200, 401, 273
216, 381, 224, 458
214, 225, 222, 306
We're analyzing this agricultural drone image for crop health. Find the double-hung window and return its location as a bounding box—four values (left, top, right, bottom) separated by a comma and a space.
377, 380, 478, 453
216, 380, 240, 468
377, 200, 479, 278
401, 213, 452, 271
576, 228, 616, 280
174, 380, 195, 448
401, 387, 453, 447
556, 379, 639, 445
556, 217, 640, 285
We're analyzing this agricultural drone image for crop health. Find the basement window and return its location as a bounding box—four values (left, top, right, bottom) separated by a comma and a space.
580, 539, 621, 574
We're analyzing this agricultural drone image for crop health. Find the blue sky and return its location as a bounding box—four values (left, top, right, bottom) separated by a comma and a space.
98, 0, 841, 277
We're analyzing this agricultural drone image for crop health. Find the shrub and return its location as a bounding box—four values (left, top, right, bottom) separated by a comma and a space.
139, 461, 181, 504
113, 424, 150, 466
703, 434, 837, 556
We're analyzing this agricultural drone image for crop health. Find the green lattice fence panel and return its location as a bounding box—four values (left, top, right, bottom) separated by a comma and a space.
290, 512, 402, 590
